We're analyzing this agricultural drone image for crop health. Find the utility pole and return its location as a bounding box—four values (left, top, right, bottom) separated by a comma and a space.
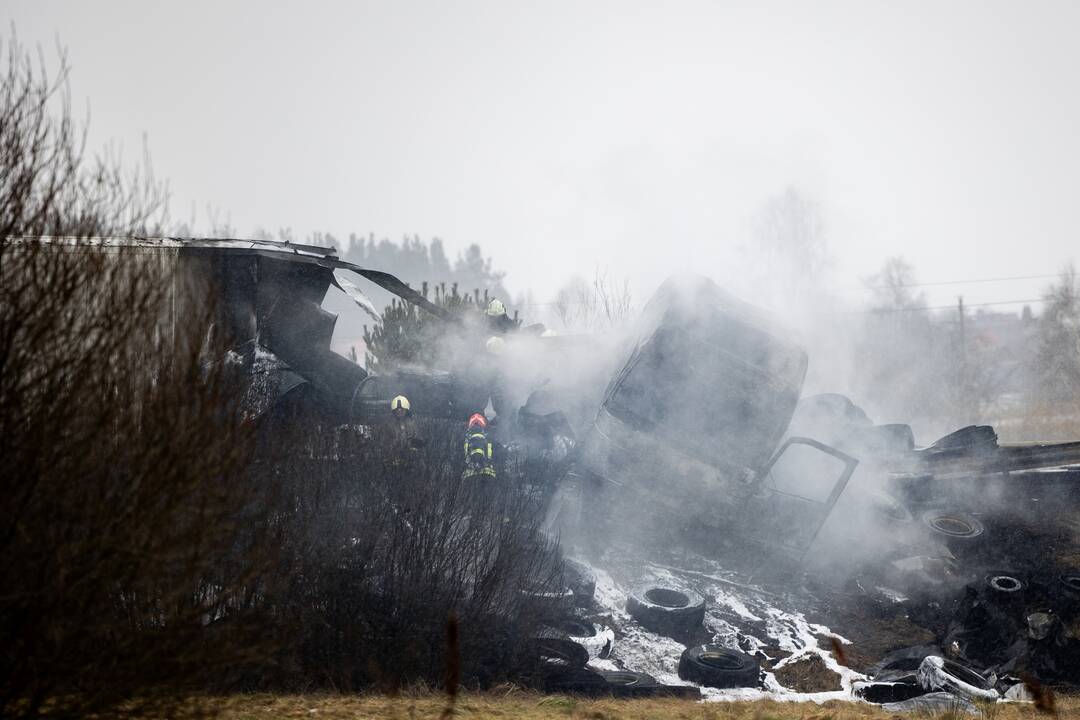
957, 295, 969, 422
958, 295, 966, 364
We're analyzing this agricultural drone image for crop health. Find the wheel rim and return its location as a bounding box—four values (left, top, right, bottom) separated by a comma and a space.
699, 650, 747, 670
604, 672, 641, 686
987, 574, 1023, 593
927, 514, 978, 537
645, 588, 689, 608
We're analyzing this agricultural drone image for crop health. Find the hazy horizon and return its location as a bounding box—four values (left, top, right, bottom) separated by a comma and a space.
7, 0, 1079, 312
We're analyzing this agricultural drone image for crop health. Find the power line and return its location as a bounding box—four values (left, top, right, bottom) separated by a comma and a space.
519, 273, 1064, 307
859, 298, 1044, 314
852, 273, 1061, 291
521, 295, 1049, 310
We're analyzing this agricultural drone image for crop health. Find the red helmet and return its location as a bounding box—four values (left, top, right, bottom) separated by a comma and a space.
467, 413, 487, 430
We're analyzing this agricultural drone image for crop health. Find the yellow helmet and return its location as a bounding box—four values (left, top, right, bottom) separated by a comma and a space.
485, 336, 506, 354
486, 298, 506, 317
390, 395, 411, 412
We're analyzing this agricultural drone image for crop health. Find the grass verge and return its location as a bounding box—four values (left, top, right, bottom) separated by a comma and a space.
160, 691, 1078, 720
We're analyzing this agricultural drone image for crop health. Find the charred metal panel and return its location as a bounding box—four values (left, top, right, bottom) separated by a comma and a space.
218, 253, 258, 362
174, 248, 259, 360
253, 254, 368, 421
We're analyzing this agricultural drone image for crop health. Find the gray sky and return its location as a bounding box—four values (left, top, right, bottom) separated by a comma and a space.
8, 0, 1079, 310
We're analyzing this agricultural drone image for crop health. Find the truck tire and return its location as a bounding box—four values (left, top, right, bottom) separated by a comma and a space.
1057, 572, 1080, 612
678, 644, 760, 688
598, 670, 660, 695
531, 634, 589, 671
558, 617, 595, 638
984, 571, 1026, 595
544, 666, 605, 693
626, 586, 705, 639
921, 509, 985, 553
523, 582, 576, 616
546, 669, 661, 696
564, 559, 597, 607
556, 617, 614, 659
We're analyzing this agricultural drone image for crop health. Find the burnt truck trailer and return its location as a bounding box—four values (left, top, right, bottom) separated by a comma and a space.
57, 236, 485, 424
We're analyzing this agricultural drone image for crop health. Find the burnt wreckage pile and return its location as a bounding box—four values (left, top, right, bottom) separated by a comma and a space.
848, 422, 1080, 692
71, 238, 1080, 699
802, 412, 1080, 704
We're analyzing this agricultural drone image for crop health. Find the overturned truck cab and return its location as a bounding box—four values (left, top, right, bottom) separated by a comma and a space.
571, 276, 857, 563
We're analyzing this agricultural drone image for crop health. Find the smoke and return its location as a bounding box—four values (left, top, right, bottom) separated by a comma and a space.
327, 181, 1076, 606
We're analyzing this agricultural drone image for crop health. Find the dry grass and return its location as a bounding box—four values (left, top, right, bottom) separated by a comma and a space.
993, 399, 1080, 444
147, 692, 1080, 720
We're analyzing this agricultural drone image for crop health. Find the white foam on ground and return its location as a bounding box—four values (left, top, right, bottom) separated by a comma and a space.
574, 554, 868, 703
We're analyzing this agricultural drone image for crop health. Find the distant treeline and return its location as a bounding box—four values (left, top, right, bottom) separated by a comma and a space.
303, 232, 512, 353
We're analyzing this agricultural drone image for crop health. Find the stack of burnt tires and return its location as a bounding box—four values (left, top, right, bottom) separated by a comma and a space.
535, 561, 762, 694
535, 560, 667, 697
941, 567, 1080, 682
624, 584, 762, 690
536, 612, 694, 696
855, 564, 1080, 706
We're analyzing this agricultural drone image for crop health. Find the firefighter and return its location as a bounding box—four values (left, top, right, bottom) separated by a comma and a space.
390, 394, 411, 420
485, 298, 517, 334
390, 395, 421, 449
462, 412, 496, 479
482, 335, 519, 438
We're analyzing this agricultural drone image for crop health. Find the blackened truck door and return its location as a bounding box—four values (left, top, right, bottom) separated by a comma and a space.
741, 437, 859, 564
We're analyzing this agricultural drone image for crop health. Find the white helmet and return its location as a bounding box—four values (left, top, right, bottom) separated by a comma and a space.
486, 298, 506, 317
485, 336, 507, 354
390, 395, 411, 412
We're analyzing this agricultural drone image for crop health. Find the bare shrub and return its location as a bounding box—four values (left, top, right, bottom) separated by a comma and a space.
243, 412, 563, 691
553, 270, 632, 331
0, 241, 283, 719
749, 186, 829, 307
853, 257, 1008, 434
553, 275, 596, 330
1033, 266, 1080, 405
1006, 266, 1080, 441
0, 31, 277, 719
